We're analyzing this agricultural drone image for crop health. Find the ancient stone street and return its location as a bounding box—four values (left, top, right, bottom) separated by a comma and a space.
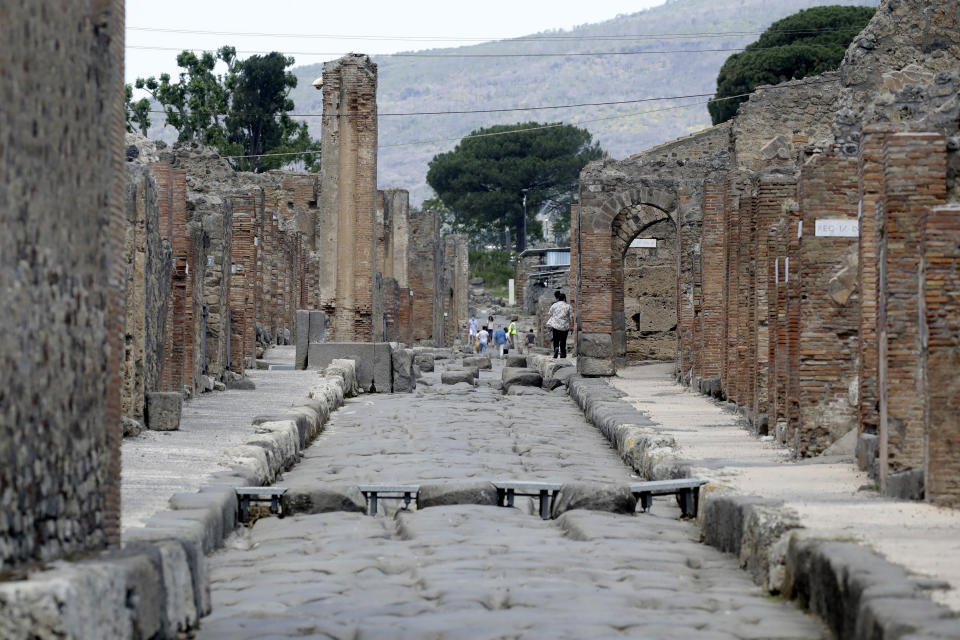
196, 361, 825, 639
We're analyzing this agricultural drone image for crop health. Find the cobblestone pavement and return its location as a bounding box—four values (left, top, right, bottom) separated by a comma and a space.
197, 361, 827, 639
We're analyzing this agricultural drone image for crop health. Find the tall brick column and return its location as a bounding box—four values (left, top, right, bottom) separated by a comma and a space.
318, 54, 378, 342
923, 205, 960, 507
408, 209, 441, 343
699, 182, 725, 389
878, 132, 946, 494
795, 151, 859, 455
755, 175, 796, 428
856, 125, 899, 448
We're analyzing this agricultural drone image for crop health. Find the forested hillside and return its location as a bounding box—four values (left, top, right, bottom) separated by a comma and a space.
295, 0, 873, 203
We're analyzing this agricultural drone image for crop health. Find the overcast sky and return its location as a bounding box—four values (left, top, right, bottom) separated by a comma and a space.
125, 0, 667, 84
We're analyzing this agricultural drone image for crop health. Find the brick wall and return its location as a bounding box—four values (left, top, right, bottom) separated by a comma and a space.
408, 209, 442, 343
923, 205, 960, 507
229, 195, 261, 372
878, 133, 947, 488
700, 182, 725, 382
754, 175, 798, 428
795, 151, 860, 455
856, 126, 898, 444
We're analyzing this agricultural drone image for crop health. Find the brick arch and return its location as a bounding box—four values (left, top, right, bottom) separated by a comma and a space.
573, 185, 680, 376
609, 203, 680, 364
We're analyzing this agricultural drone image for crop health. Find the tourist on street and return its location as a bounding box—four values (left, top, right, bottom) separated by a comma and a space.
493, 325, 508, 358
507, 317, 519, 350
477, 327, 489, 354
468, 316, 479, 352
546, 291, 572, 359
526, 328, 536, 354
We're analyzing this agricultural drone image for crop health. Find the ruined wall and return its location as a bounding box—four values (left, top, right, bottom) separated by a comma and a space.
623, 220, 677, 360
0, 0, 125, 569
122, 165, 172, 421
408, 209, 442, 343
441, 235, 470, 347
733, 74, 841, 171
319, 54, 378, 342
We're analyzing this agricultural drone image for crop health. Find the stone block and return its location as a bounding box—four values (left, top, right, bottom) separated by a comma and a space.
551, 482, 636, 518
501, 367, 543, 392
391, 348, 417, 393
295, 309, 309, 369
577, 356, 615, 377
307, 342, 393, 393
578, 332, 613, 359
505, 354, 527, 368
543, 366, 576, 391
122, 417, 143, 438
282, 487, 367, 516
441, 370, 476, 386
885, 468, 924, 500
414, 353, 435, 372
308, 310, 327, 344
145, 392, 183, 431
462, 355, 492, 370
418, 481, 499, 508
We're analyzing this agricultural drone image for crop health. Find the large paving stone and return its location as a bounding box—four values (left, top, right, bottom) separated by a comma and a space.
501, 367, 542, 391
413, 353, 435, 372
283, 486, 367, 515
307, 342, 393, 393
551, 482, 637, 518
418, 481, 499, 508
505, 354, 527, 368
440, 369, 476, 386
462, 355, 492, 370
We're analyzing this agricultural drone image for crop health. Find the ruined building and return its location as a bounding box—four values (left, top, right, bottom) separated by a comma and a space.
570, 0, 960, 506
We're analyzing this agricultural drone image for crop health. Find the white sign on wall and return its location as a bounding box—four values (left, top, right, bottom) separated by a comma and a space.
815, 219, 859, 237
630, 238, 657, 248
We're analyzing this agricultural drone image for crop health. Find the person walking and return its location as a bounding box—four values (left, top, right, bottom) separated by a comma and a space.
468, 316, 479, 353
477, 327, 489, 354
507, 317, 519, 351
545, 291, 572, 359
525, 328, 536, 354
493, 324, 507, 358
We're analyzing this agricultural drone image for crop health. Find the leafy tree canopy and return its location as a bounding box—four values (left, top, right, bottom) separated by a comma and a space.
426, 122, 603, 251
131, 47, 319, 172
709, 6, 875, 125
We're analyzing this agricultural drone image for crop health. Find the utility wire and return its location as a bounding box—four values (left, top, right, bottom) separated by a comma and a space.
125, 42, 844, 58
126, 25, 865, 42
216, 79, 835, 158
146, 91, 718, 119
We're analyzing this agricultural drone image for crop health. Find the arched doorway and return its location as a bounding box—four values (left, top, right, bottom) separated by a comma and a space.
573, 186, 680, 376
610, 203, 679, 363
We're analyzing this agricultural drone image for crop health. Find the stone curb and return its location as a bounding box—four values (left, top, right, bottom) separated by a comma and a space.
565, 374, 689, 479
0, 362, 359, 640
562, 373, 960, 640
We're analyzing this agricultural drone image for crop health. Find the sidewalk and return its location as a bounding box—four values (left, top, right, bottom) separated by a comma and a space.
121, 346, 321, 529
611, 362, 960, 612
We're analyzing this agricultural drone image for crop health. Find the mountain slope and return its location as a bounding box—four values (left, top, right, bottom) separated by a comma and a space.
289, 0, 875, 204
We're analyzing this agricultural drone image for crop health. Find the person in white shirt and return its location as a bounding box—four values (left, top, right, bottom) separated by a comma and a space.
477, 328, 489, 354
545, 290, 572, 359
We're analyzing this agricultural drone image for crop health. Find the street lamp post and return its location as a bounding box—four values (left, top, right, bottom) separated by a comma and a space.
521, 189, 528, 253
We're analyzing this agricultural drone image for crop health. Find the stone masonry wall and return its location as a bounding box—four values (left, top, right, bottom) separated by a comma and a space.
122, 165, 172, 421
0, 0, 126, 569
408, 209, 442, 343
623, 220, 677, 360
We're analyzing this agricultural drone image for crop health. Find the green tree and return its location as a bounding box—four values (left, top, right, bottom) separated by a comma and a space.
136, 47, 237, 148
709, 6, 875, 125
426, 122, 603, 252
134, 47, 319, 172
125, 84, 151, 136
222, 53, 320, 173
